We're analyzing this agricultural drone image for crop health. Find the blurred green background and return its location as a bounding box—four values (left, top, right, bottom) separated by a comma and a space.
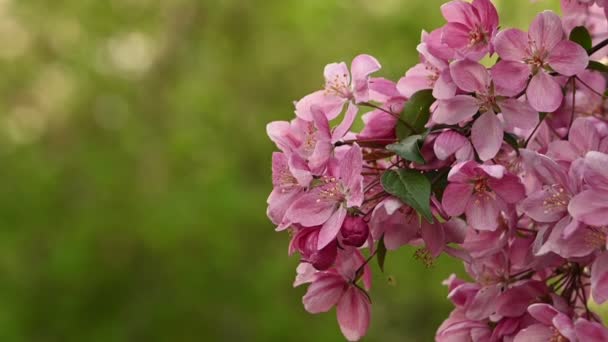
0, 0, 564, 341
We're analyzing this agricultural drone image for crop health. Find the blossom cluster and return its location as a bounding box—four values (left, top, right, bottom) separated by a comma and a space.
266, 0, 608, 340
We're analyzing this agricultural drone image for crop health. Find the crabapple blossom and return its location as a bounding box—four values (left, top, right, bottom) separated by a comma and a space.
266, 0, 608, 340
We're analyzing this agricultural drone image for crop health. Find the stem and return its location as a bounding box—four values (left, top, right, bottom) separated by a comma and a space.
523, 112, 548, 147
588, 37, 608, 56
360, 102, 418, 134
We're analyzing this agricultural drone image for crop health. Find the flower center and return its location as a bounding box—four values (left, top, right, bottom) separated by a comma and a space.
316, 176, 346, 203
425, 64, 440, 86
302, 122, 318, 156
473, 177, 490, 194
584, 226, 607, 250
324, 73, 352, 99
550, 327, 569, 342
468, 26, 488, 47
542, 184, 570, 214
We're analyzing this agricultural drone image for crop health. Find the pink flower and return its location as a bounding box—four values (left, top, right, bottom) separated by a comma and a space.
299, 250, 372, 341
492, 11, 589, 112
433, 130, 474, 162
575, 317, 608, 342
440, 0, 499, 60
397, 33, 456, 99
434, 59, 538, 160
442, 161, 525, 230
547, 117, 608, 164
267, 152, 311, 229
289, 226, 338, 270
569, 151, 608, 226
267, 103, 358, 174
295, 55, 381, 121
514, 303, 576, 342
286, 144, 364, 249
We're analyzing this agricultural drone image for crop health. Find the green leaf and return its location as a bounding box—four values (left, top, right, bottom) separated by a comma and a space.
376, 236, 387, 273
381, 169, 434, 222
588, 60, 608, 73
570, 26, 592, 51
396, 89, 435, 139
503, 132, 520, 154
386, 134, 425, 164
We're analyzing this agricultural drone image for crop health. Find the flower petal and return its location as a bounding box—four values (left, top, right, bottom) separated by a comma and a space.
529, 11, 565, 52
493, 28, 529, 62
491, 60, 531, 97
465, 192, 500, 230
302, 273, 345, 313
591, 251, 608, 304
499, 99, 539, 130
442, 182, 473, 217
337, 286, 371, 342
568, 190, 608, 226
526, 71, 563, 113
434, 95, 480, 125
318, 207, 348, 249
450, 59, 490, 93
471, 111, 503, 161
547, 40, 589, 76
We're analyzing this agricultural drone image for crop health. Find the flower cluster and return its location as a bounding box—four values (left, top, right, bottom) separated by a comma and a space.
266, 0, 608, 340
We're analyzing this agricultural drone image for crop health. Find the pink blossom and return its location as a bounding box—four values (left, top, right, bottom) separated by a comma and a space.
493, 11, 589, 112
569, 151, 608, 226
295, 55, 381, 121
286, 144, 364, 249
434, 59, 539, 160
442, 161, 525, 230
267, 152, 311, 229
440, 0, 499, 60
514, 303, 576, 342
299, 250, 372, 341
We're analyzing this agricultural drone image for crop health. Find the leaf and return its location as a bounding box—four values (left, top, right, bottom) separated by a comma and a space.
503, 132, 520, 154
386, 134, 425, 164
570, 26, 592, 51
376, 236, 387, 273
396, 89, 435, 139
381, 169, 434, 222
587, 60, 608, 73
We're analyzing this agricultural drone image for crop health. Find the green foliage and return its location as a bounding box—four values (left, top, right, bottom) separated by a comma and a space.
386, 134, 426, 164
381, 169, 433, 222
396, 89, 435, 139
570, 26, 593, 51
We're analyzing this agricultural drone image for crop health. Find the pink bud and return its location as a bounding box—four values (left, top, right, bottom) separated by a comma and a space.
341, 216, 369, 247
293, 228, 338, 270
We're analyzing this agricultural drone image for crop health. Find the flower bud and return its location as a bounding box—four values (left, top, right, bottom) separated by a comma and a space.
341, 216, 369, 247
292, 228, 338, 270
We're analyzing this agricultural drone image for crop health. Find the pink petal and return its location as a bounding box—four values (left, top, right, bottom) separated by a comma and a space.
547, 40, 589, 76
296, 90, 345, 121
499, 99, 539, 130
465, 193, 500, 230
267, 188, 300, 227
351, 55, 381, 103
336, 286, 371, 341
397, 64, 432, 98
350, 54, 381, 86
570, 118, 600, 157
488, 173, 525, 203
493, 28, 529, 62
529, 11, 565, 52
442, 23, 472, 49
433, 69, 457, 100
526, 71, 563, 113
466, 285, 500, 320
575, 319, 608, 342
491, 60, 531, 97
472, 0, 498, 31
340, 144, 364, 206
520, 189, 567, 222
324, 62, 351, 86
441, 0, 476, 25
450, 59, 491, 94
421, 221, 446, 258
568, 190, 608, 226
318, 207, 347, 249
302, 273, 345, 313
471, 111, 503, 161
584, 151, 608, 191
513, 324, 553, 342
267, 121, 296, 152
434, 95, 480, 125
332, 102, 358, 143
527, 303, 559, 325
434, 130, 469, 160
591, 251, 608, 304
287, 191, 337, 227
442, 182, 473, 217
